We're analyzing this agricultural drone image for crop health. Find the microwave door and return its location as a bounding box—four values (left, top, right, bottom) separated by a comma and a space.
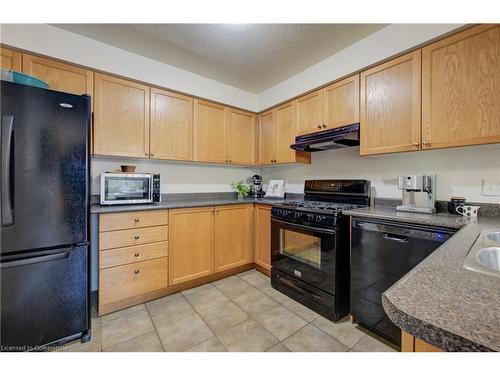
100, 174, 152, 204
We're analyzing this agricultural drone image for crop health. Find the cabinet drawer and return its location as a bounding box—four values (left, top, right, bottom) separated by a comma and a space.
99, 241, 168, 269
100, 257, 168, 306
99, 226, 168, 250
99, 210, 168, 232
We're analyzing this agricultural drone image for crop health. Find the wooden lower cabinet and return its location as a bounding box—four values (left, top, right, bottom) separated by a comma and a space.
100, 257, 168, 307
100, 241, 168, 269
254, 204, 272, 273
168, 207, 215, 285
98, 203, 270, 314
401, 331, 443, 352
99, 225, 168, 250
214, 205, 253, 272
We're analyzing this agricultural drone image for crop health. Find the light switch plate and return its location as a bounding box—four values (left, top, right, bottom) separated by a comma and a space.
482, 179, 500, 196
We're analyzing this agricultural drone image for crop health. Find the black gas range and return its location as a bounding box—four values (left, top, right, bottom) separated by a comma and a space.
271, 179, 371, 321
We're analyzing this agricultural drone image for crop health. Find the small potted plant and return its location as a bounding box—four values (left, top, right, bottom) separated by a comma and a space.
231, 180, 250, 200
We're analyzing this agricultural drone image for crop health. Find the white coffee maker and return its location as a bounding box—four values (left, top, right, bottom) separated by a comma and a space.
396, 175, 436, 214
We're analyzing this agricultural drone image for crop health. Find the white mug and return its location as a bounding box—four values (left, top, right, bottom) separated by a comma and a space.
456, 205, 480, 217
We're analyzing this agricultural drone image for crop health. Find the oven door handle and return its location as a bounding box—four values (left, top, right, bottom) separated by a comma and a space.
271, 218, 336, 234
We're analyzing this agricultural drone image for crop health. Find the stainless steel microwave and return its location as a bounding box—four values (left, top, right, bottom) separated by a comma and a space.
100, 173, 161, 205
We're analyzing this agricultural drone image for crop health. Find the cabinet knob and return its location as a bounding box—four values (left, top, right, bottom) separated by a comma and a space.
150, 153, 155, 157
134, 235, 140, 240
322, 124, 327, 128
422, 140, 430, 146
134, 270, 140, 275
134, 218, 140, 223
317, 125, 322, 129
412, 142, 420, 147
144, 152, 148, 156
134, 252, 140, 257
229, 160, 232, 163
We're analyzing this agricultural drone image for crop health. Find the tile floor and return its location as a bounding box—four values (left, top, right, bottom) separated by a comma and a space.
63, 270, 397, 352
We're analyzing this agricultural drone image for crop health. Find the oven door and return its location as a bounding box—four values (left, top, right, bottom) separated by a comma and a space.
100, 174, 153, 205
271, 218, 337, 294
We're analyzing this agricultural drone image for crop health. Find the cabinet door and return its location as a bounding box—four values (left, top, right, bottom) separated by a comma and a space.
257, 110, 276, 165
150, 88, 193, 161
22, 54, 92, 95
297, 90, 323, 134
1, 47, 21, 71
227, 109, 255, 165
275, 101, 298, 163
254, 205, 272, 272
422, 25, 500, 149
360, 50, 421, 156
322, 75, 360, 129
168, 207, 215, 285
193, 100, 227, 163
214, 205, 253, 272
93, 73, 150, 157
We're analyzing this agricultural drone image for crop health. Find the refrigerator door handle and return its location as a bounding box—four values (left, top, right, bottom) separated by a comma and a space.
1, 114, 14, 226
1, 250, 70, 269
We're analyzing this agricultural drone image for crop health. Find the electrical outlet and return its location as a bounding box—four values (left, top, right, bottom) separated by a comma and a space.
482, 179, 500, 196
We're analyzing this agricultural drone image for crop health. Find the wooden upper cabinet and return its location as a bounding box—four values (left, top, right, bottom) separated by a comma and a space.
258, 110, 276, 165
422, 25, 500, 150
297, 90, 323, 134
168, 207, 215, 285
93, 73, 150, 158
214, 205, 253, 272
1, 47, 21, 71
193, 99, 227, 163
227, 109, 255, 165
275, 101, 298, 163
150, 88, 193, 161
322, 75, 360, 129
22, 54, 92, 95
360, 50, 422, 156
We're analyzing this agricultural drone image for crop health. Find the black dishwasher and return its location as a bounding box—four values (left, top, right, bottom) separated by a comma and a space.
350, 218, 456, 346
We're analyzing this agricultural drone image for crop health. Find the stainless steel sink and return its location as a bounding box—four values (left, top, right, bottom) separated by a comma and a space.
463, 230, 500, 277
485, 231, 500, 244
477, 247, 500, 271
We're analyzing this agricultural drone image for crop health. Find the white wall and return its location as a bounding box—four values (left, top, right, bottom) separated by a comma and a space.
91, 157, 258, 195
258, 24, 463, 110
261, 144, 500, 204
0, 24, 258, 111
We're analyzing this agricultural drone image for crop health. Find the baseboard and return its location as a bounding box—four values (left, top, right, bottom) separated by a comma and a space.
98, 262, 255, 316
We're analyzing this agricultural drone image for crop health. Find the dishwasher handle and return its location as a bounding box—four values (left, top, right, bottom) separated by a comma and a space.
382, 232, 409, 243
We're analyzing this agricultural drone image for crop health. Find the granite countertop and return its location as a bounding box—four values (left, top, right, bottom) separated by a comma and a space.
91, 194, 293, 214
344, 207, 500, 352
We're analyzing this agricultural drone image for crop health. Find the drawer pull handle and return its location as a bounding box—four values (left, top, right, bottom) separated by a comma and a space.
134, 252, 140, 257
134, 270, 140, 275
134, 235, 140, 240
134, 218, 140, 223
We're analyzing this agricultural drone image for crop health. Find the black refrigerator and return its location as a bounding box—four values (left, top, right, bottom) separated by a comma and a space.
1, 81, 91, 351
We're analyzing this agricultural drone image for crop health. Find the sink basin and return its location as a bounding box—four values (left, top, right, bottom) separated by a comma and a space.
485, 231, 500, 244
477, 247, 500, 271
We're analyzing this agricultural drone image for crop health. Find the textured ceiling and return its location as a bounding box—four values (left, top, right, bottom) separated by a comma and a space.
53, 24, 387, 93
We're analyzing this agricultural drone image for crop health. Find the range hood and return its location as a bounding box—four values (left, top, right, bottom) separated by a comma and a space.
290, 123, 360, 152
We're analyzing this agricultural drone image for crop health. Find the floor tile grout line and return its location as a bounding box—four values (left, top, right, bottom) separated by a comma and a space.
100, 304, 156, 351
144, 302, 167, 352
182, 290, 220, 351
309, 317, 359, 350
